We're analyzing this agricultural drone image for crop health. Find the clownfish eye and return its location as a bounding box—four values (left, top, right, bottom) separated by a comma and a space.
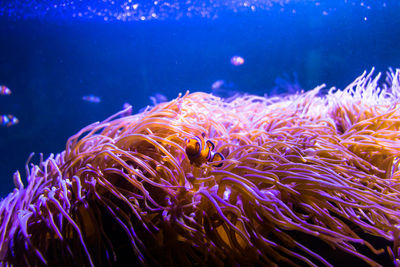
194, 140, 200, 151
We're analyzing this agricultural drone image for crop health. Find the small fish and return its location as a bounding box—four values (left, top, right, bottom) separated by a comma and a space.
230, 55, 244, 66
211, 79, 238, 97
82, 94, 101, 103
185, 133, 224, 167
0, 114, 19, 127
269, 72, 302, 96
211, 80, 225, 90
149, 93, 168, 106
0, 85, 11, 95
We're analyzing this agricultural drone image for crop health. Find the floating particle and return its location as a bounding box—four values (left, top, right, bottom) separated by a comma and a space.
0, 0, 292, 22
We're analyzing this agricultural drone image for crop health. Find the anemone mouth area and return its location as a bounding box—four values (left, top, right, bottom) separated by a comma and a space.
1, 69, 400, 266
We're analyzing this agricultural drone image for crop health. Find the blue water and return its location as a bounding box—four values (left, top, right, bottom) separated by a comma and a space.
0, 0, 399, 197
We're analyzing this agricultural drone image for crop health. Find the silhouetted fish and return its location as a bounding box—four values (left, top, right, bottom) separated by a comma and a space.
0, 85, 11, 95
0, 114, 18, 127
82, 94, 101, 103
149, 93, 168, 106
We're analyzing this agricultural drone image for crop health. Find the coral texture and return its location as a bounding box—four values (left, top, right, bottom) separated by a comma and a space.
1, 69, 400, 266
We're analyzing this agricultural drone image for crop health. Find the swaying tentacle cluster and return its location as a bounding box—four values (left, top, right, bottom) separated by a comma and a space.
1, 69, 400, 266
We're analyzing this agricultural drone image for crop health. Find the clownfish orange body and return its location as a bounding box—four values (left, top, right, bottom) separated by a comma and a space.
185, 134, 224, 167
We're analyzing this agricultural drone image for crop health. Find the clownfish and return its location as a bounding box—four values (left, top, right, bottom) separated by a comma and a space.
0, 114, 19, 127
185, 134, 224, 167
0, 85, 11, 95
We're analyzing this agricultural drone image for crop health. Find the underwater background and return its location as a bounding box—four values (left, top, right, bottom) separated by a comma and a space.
0, 0, 399, 197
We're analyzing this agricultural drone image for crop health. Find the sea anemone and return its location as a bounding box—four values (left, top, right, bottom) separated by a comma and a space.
1, 69, 400, 266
